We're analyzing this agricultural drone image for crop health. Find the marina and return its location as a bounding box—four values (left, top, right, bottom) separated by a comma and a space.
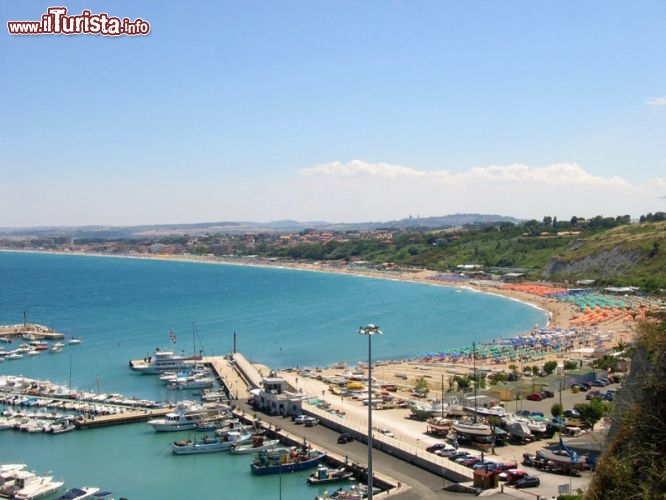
0, 251, 599, 498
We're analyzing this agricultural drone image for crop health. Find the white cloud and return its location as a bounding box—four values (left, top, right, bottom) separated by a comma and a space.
646, 96, 666, 106
295, 160, 666, 222
301, 159, 427, 179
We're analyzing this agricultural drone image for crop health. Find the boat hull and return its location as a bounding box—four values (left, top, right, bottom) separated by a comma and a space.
250, 456, 325, 475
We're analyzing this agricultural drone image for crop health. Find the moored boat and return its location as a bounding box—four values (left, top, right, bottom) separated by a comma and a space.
56, 487, 101, 500
306, 465, 354, 485
147, 402, 207, 432
171, 430, 252, 455
250, 446, 326, 475
230, 435, 281, 454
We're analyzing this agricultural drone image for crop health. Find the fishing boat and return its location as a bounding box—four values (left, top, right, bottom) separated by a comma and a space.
306, 465, 354, 485
147, 402, 207, 432
250, 446, 326, 475
230, 435, 281, 454
55, 487, 101, 500
426, 416, 454, 436
171, 431, 252, 455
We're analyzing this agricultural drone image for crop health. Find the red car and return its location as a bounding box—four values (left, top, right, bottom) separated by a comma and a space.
526, 392, 543, 401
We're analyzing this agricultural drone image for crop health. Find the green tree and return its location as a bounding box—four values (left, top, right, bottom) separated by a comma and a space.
574, 399, 608, 430
551, 402, 563, 419
543, 360, 558, 375
413, 376, 430, 396
564, 360, 578, 371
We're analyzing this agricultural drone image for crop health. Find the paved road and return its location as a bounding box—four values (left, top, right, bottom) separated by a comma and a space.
233, 379, 618, 499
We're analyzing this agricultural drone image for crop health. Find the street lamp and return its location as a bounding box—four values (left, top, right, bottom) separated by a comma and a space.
358, 324, 383, 500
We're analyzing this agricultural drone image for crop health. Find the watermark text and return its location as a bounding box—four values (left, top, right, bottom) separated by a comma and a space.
7, 7, 150, 36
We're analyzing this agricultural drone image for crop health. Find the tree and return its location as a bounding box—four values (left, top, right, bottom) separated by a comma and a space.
531, 365, 540, 376
574, 399, 608, 430
551, 402, 563, 419
543, 360, 558, 375
564, 360, 578, 371
453, 375, 471, 391
414, 376, 430, 396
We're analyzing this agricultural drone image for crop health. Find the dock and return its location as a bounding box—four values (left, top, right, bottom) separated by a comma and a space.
75, 407, 172, 429
0, 323, 65, 341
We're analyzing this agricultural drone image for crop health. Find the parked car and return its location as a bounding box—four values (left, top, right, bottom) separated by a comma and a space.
448, 451, 470, 462
579, 382, 591, 391
494, 461, 518, 472
337, 432, 354, 444
503, 469, 528, 484
526, 392, 543, 401
603, 390, 615, 401
377, 428, 394, 437
303, 416, 319, 427
472, 461, 497, 471
293, 414, 308, 424
460, 456, 483, 467
514, 475, 541, 488
435, 447, 459, 457
563, 409, 582, 419
540, 389, 554, 398
586, 390, 602, 400
426, 443, 450, 454
592, 379, 608, 387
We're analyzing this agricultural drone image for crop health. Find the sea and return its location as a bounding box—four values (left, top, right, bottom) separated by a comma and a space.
0, 251, 547, 499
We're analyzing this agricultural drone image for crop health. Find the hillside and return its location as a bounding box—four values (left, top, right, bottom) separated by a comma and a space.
585, 314, 666, 499
266, 220, 666, 290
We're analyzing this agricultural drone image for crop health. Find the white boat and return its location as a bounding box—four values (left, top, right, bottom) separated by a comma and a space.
171, 431, 252, 455
147, 403, 207, 432
55, 487, 101, 500
230, 435, 281, 454
131, 349, 192, 375
166, 375, 216, 390
68, 338, 81, 345
452, 420, 493, 436
11, 471, 64, 500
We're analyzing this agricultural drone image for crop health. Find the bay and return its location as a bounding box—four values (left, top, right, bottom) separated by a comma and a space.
0, 251, 546, 499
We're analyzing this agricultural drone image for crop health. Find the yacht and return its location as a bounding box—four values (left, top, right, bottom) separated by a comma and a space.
10, 471, 64, 500
131, 349, 192, 375
147, 403, 207, 432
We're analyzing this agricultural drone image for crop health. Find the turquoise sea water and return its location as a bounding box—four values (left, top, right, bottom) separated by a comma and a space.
0, 251, 547, 499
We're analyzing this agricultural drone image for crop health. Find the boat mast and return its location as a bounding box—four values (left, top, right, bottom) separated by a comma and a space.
441, 372, 444, 419
473, 342, 477, 423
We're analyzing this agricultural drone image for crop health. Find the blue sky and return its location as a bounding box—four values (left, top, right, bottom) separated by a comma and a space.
2, 1, 665, 226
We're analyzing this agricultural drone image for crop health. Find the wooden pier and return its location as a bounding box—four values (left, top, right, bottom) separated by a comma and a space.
75, 407, 172, 429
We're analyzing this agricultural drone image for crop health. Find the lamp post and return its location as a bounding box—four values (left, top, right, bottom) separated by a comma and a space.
358, 324, 383, 500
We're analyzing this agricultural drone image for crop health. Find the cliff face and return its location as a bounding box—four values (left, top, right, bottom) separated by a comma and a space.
543, 247, 640, 280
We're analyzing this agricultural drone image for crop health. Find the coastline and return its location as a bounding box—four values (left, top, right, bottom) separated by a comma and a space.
1, 248, 566, 330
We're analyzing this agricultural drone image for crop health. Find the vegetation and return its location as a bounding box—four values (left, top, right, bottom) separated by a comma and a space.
574, 398, 609, 430
543, 360, 558, 375
413, 376, 430, 396
585, 313, 666, 499
551, 402, 563, 419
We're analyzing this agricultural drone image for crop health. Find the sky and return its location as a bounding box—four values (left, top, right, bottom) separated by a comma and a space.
2, 1, 665, 227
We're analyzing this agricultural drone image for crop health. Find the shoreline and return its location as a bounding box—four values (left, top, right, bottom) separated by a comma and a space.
1, 248, 563, 328
2, 248, 637, 372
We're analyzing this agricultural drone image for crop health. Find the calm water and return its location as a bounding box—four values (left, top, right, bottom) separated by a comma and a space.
0, 251, 546, 499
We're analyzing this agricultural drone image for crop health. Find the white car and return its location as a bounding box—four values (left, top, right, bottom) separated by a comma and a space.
435, 446, 458, 457
377, 428, 394, 438
293, 415, 308, 424
303, 416, 319, 427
